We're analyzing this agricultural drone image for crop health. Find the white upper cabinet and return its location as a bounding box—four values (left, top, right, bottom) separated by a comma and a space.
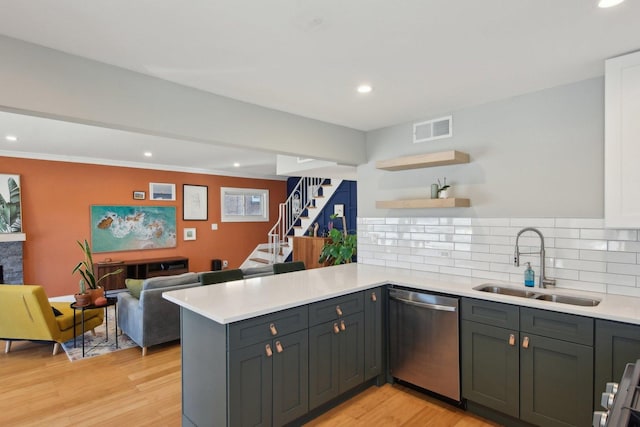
605, 51, 640, 228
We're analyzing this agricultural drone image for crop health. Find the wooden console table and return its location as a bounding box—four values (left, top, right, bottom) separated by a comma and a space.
94, 256, 189, 291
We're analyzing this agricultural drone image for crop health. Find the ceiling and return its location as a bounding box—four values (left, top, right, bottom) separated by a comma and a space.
1, 0, 639, 177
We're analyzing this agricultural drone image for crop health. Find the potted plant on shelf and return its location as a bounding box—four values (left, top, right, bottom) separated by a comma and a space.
72, 239, 123, 305
318, 214, 357, 265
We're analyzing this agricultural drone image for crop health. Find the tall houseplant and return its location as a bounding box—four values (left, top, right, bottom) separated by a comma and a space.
72, 239, 122, 303
318, 214, 357, 265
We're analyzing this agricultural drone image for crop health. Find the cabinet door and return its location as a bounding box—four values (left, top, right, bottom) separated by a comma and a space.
605, 50, 640, 227
520, 333, 593, 427
308, 320, 340, 410
461, 320, 519, 418
595, 319, 640, 409
95, 263, 125, 291
339, 311, 365, 393
364, 288, 383, 381
272, 330, 309, 426
229, 341, 273, 427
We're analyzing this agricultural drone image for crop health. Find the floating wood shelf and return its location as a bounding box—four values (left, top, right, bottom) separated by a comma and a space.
376, 198, 471, 209
376, 150, 469, 171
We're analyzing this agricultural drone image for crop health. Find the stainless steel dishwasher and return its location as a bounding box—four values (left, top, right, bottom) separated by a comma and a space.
389, 287, 460, 402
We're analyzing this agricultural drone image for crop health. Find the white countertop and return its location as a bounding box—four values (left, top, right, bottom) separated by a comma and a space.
162, 263, 640, 326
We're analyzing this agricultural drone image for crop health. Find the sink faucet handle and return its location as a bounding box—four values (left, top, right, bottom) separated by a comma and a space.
514, 246, 520, 266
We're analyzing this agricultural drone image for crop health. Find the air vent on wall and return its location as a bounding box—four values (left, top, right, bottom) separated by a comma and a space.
413, 115, 452, 143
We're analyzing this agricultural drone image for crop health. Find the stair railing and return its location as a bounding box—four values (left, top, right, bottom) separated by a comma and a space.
268, 177, 324, 263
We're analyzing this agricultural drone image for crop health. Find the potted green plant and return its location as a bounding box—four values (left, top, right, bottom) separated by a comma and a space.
318, 214, 357, 265
72, 239, 122, 305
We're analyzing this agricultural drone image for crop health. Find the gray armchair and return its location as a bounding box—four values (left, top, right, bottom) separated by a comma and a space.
117, 272, 199, 356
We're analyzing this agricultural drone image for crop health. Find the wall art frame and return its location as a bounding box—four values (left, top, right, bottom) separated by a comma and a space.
90, 205, 177, 252
0, 174, 21, 233
133, 191, 146, 200
183, 184, 208, 220
149, 182, 176, 201
183, 227, 197, 241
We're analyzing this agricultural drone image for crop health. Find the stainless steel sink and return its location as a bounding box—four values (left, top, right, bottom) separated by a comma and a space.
533, 293, 600, 307
474, 284, 601, 307
474, 285, 538, 298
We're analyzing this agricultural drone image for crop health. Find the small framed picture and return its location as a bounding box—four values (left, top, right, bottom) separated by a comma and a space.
333, 204, 345, 217
183, 184, 208, 220
149, 182, 176, 201
133, 191, 146, 200
183, 228, 197, 241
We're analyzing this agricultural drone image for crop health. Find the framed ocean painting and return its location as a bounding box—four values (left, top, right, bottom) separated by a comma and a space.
90, 205, 177, 252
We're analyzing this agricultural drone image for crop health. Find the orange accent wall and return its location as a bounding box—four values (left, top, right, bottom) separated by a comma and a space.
0, 156, 286, 297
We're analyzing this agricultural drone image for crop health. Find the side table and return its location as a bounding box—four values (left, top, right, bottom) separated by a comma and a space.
70, 296, 118, 357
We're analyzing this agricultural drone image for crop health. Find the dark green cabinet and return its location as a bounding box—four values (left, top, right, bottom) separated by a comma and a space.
309, 311, 365, 410
461, 320, 519, 417
461, 298, 594, 427
595, 319, 640, 409
229, 340, 273, 426
519, 333, 593, 427
364, 287, 383, 381
229, 324, 309, 427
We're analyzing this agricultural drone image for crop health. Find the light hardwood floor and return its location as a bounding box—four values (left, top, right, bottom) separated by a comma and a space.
0, 339, 500, 426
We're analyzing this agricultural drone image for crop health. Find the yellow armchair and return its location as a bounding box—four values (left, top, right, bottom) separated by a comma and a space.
0, 284, 104, 355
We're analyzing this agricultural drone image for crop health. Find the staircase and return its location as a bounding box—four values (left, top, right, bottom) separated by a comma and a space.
240, 177, 343, 268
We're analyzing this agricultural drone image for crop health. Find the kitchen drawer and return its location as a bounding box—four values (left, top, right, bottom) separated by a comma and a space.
461, 298, 519, 329
309, 291, 364, 326
520, 307, 593, 346
228, 305, 308, 350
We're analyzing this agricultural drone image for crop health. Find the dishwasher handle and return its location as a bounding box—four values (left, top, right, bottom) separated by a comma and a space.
389, 294, 457, 312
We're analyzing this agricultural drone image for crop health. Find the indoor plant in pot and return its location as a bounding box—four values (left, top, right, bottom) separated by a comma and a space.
318, 214, 357, 265
72, 239, 123, 305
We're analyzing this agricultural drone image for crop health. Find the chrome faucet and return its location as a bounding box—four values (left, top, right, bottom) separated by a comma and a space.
514, 227, 556, 288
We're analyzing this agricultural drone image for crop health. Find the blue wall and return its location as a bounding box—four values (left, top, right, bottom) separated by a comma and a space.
286, 178, 357, 237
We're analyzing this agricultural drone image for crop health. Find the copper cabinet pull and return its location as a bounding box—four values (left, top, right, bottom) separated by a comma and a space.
275, 341, 283, 353
509, 334, 515, 346
522, 336, 530, 349
333, 323, 340, 334
371, 292, 377, 302
269, 323, 278, 336
340, 320, 346, 331
336, 305, 343, 316
265, 344, 273, 357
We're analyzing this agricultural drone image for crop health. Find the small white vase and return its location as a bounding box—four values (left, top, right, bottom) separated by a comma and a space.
438, 188, 449, 199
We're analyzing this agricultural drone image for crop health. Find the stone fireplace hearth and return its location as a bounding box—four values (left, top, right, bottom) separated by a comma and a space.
0, 233, 25, 284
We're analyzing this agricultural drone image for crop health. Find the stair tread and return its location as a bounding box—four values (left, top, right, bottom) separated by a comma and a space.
249, 258, 271, 264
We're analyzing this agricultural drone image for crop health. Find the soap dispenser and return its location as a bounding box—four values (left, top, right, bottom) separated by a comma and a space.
524, 262, 535, 287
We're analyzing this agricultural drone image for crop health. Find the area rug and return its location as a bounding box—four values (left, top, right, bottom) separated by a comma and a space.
61, 305, 137, 361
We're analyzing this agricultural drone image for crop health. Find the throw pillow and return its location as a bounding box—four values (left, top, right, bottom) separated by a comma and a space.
52, 307, 63, 317
125, 278, 144, 299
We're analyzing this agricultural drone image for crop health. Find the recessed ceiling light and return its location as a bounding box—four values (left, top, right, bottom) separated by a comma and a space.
357, 84, 373, 94
144, 151, 152, 157
598, 0, 624, 8
5, 135, 18, 142
233, 162, 240, 167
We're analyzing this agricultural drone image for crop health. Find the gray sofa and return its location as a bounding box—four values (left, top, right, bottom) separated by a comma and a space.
117, 272, 200, 356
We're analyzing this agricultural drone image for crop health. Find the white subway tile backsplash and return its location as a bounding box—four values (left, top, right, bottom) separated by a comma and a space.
606, 285, 640, 298
609, 241, 640, 252
579, 271, 636, 287
358, 217, 640, 297
580, 250, 636, 263
581, 229, 638, 241
412, 217, 440, 225
607, 262, 640, 276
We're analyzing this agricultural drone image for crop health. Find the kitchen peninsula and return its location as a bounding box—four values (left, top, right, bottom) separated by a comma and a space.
163, 263, 640, 427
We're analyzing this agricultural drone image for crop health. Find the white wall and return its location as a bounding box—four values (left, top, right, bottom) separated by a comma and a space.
0, 35, 366, 165
359, 77, 604, 218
